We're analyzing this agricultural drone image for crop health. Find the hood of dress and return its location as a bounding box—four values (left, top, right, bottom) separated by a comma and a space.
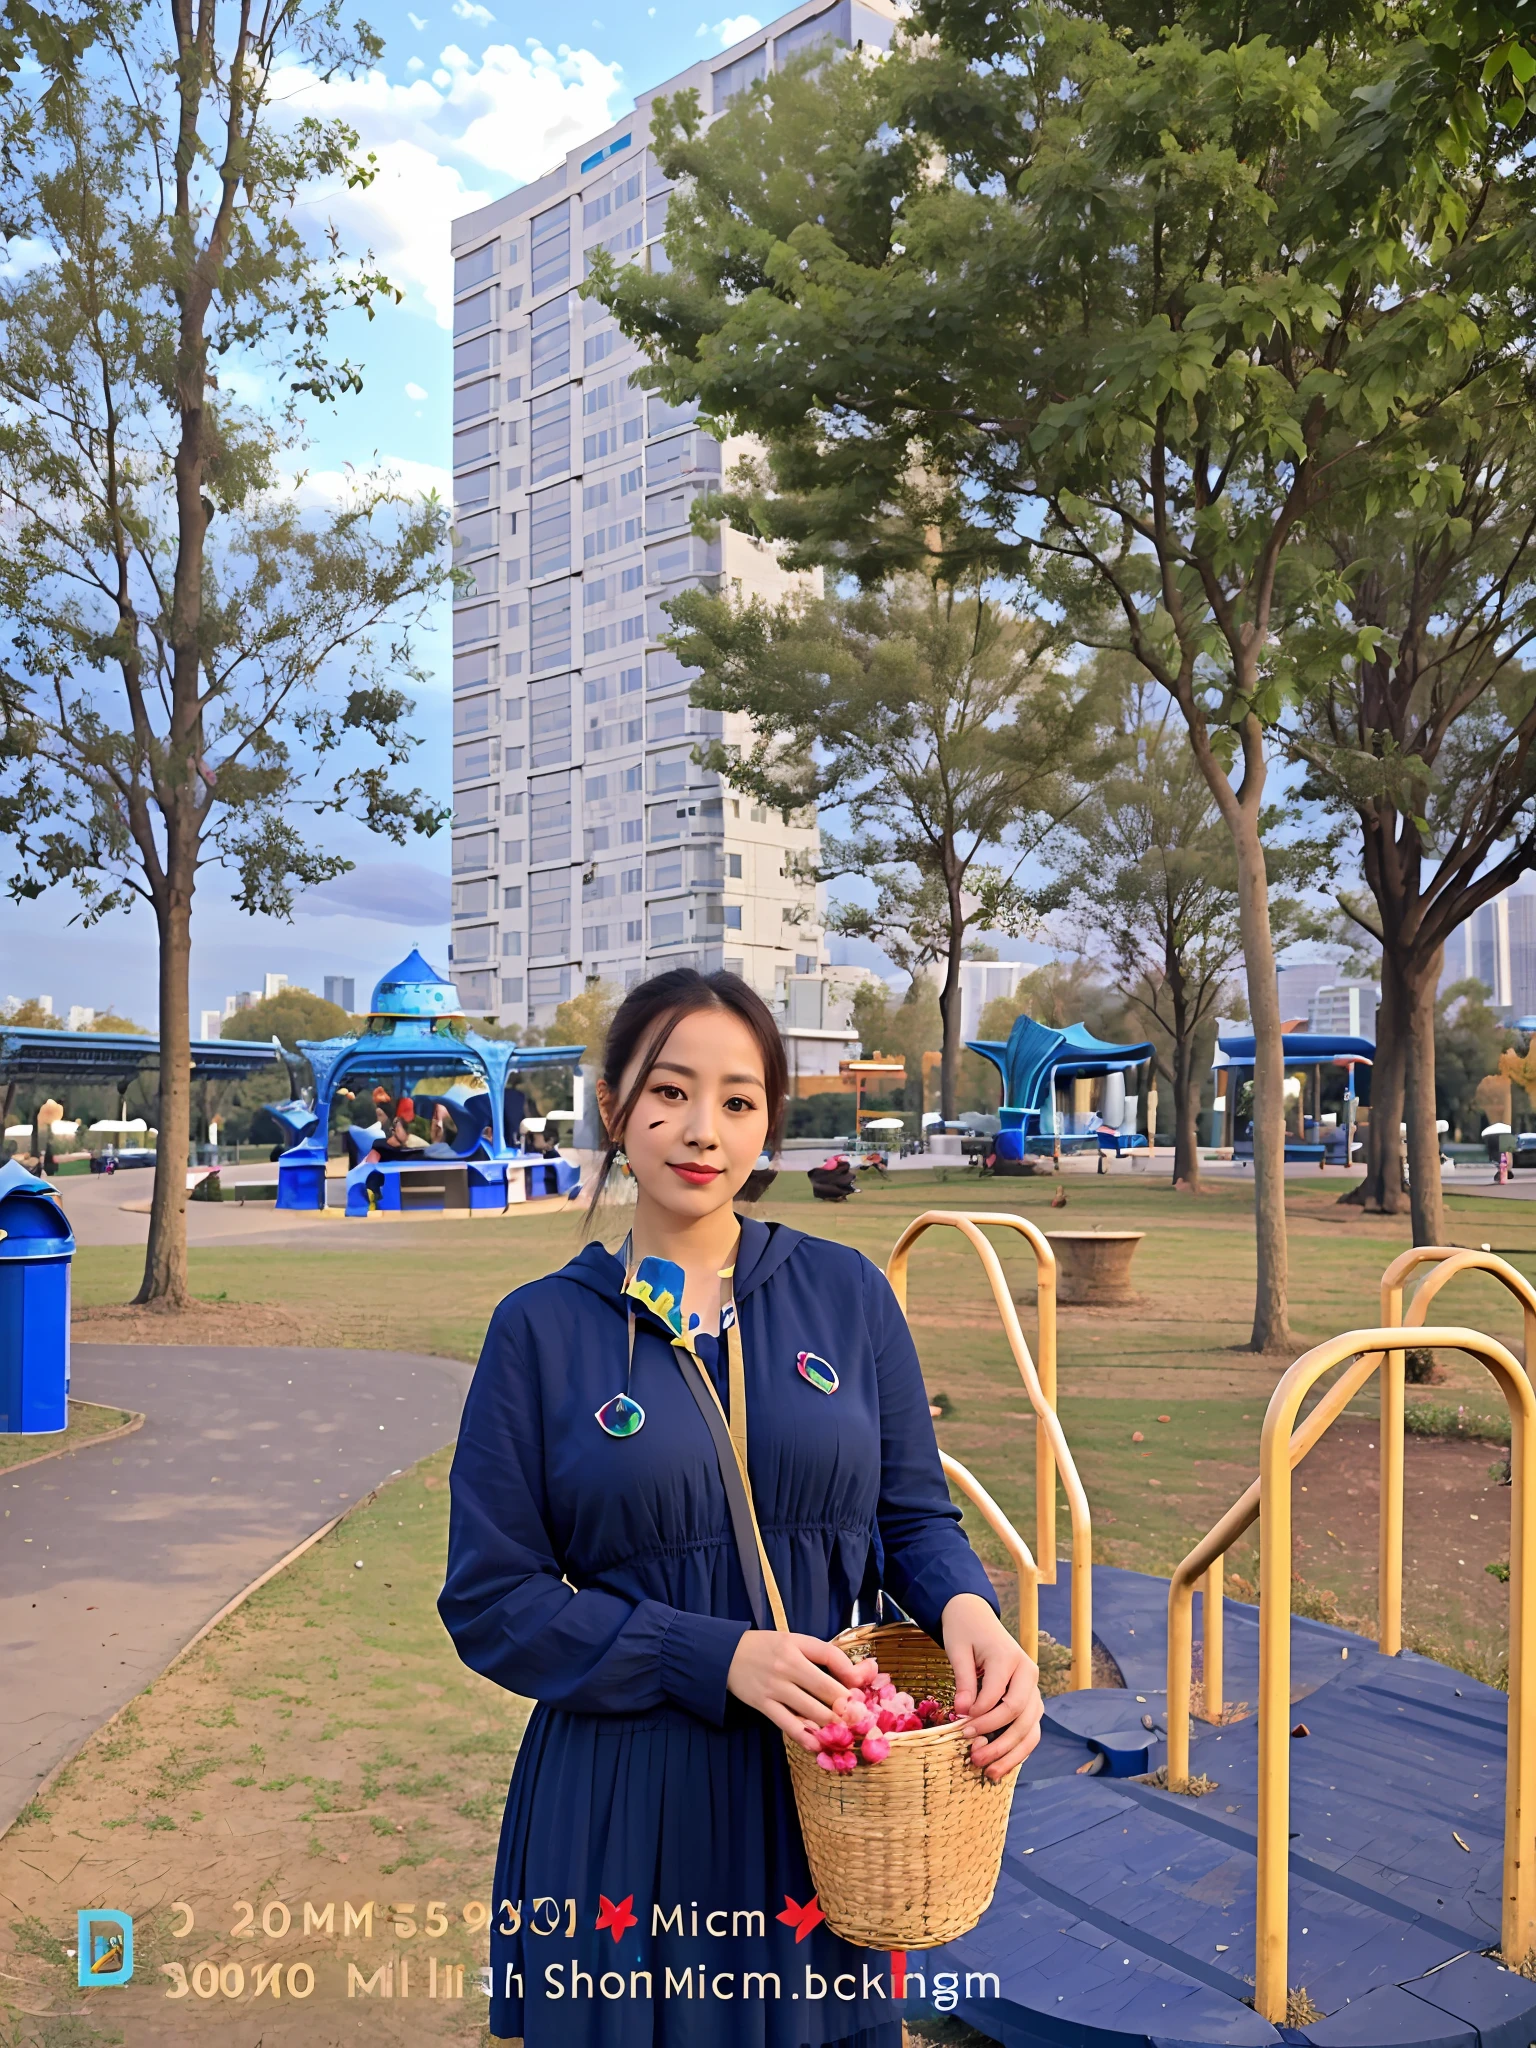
558, 1215, 806, 1324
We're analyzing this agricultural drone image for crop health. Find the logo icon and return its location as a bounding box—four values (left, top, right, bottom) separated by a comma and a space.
595, 1893, 638, 1942
796, 1351, 839, 1396
77, 1910, 133, 1987
776, 1893, 825, 1943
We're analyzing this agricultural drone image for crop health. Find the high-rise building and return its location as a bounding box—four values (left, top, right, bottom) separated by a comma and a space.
198, 1009, 224, 1041
324, 975, 356, 1012
449, 0, 897, 1028
1439, 885, 1536, 1015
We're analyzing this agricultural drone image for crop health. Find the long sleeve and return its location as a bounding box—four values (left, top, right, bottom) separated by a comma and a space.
862, 1258, 1000, 1635
439, 1300, 750, 1722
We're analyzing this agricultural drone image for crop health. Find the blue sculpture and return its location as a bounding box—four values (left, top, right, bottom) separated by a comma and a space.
274, 948, 584, 1213
965, 1013, 1154, 1160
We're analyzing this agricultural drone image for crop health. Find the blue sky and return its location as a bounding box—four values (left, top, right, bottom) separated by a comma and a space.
1, 0, 1045, 1024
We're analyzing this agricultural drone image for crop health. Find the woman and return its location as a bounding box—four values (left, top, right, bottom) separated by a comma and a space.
440, 968, 1043, 2046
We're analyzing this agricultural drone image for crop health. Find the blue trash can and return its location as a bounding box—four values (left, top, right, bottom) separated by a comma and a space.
0, 1158, 75, 1433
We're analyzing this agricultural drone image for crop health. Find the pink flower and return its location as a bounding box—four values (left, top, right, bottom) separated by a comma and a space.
816, 1752, 839, 1772
829, 1749, 858, 1774
891, 1692, 915, 1716
876, 1707, 900, 1732
816, 1720, 854, 1752
894, 1712, 923, 1732
860, 1732, 891, 1764
843, 1703, 873, 1735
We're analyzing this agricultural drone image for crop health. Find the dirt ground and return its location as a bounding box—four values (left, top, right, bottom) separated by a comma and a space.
1265, 1413, 1513, 1655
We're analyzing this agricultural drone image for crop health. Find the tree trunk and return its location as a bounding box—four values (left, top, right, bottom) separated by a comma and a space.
1170, 1006, 1201, 1192
1403, 947, 1445, 1247
937, 904, 964, 1122
135, 885, 192, 1307
1344, 951, 1405, 1212
1230, 806, 1292, 1352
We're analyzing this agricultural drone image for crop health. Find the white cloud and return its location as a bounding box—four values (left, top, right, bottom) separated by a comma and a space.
281, 457, 453, 511
451, 0, 495, 22
273, 40, 624, 327
712, 13, 762, 43
405, 380, 429, 400
407, 9, 427, 24
407, 54, 424, 71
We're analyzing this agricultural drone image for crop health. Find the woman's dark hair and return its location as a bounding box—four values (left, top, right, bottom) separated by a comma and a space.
588, 968, 788, 1216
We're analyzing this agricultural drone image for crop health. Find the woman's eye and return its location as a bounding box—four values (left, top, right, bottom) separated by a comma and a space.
724, 1095, 757, 1114
652, 1084, 684, 1102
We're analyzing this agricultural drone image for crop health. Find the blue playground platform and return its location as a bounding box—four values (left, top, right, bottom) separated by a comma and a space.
929, 1565, 1532, 2047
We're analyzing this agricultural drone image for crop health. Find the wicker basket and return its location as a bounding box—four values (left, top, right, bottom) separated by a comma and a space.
782, 1621, 1017, 1949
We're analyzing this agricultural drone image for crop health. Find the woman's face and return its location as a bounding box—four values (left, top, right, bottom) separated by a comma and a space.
599, 1005, 771, 1227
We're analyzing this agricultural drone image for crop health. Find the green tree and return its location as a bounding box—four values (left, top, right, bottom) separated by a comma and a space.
1052, 672, 1321, 1190
1286, 439, 1536, 1245
598, 5, 1536, 1350
550, 978, 620, 1056
219, 988, 354, 1050
667, 573, 1097, 1118
0, 11, 449, 1308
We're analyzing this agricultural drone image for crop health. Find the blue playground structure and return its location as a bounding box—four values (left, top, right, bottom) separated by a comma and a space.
1216, 1031, 1374, 1165
965, 1013, 1155, 1165
273, 948, 584, 1215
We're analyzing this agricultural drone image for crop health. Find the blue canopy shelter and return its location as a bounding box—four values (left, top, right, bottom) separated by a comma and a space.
274, 948, 584, 1215
965, 1014, 1155, 1162
1215, 1031, 1374, 1164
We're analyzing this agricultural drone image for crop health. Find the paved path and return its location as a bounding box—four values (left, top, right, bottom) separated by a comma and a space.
0, 1343, 471, 1835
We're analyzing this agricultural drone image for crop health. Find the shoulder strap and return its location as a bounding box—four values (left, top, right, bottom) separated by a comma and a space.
674, 1279, 789, 1633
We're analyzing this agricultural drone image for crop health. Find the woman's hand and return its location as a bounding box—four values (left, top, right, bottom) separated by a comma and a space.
941, 1593, 1044, 1782
727, 1630, 860, 1750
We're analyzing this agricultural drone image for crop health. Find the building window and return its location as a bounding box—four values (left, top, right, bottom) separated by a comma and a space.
529, 584, 572, 676
583, 924, 611, 950
529, 773, 573, 862
712, 42, 766, 110
530, 201, 571, 297
453, 376, 498, 424
452, 831, 497, 873
501, 931, 523, 957
454, 285, 494, 335
528, 486, 572, 577
452, 602, 498, 647
625, 920, 643, 943
723, 905, 742, 929
529, 386, 571, 484
528, 966, 571, 1005
454, 331, 499, 380
621, 815, 643, 841
503, 884, 523, 909
650, 909, 686, 943
727, 852, 742, 878
621, 867, 642, 893
454, 241, 498, 293
501, 976, 524, 1005
530, 302, 570, 388
453, 421, 497, 468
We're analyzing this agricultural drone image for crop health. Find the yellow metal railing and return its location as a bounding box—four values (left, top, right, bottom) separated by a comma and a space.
1243, 1325, 1536, 2019
887, 1210, 1091, 1690
1169, 1243, 1536, 1768
939, 1451, 1038, 1663
1378, 1246, 1536, 1654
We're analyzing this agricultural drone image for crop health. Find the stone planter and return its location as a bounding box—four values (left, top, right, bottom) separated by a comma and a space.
1045, 1230, 1145, 1306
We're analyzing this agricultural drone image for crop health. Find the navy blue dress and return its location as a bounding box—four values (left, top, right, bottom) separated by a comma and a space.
440, 1217, 999, 2045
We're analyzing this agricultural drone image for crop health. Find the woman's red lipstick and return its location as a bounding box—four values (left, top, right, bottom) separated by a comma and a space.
668, 1161, 724, 1186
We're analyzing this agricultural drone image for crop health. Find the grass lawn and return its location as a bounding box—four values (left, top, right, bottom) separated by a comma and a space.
0, 1397, 138, 1474
7, 1166, 1528, 2041
69, 1163, 1535, 1654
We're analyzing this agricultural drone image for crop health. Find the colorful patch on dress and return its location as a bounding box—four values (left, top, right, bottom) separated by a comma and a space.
796, 1350, 839, 1395
626, 1256, 687, 1339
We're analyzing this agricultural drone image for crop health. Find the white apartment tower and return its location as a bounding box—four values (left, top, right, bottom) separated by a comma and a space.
448, 0, 897, 1028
